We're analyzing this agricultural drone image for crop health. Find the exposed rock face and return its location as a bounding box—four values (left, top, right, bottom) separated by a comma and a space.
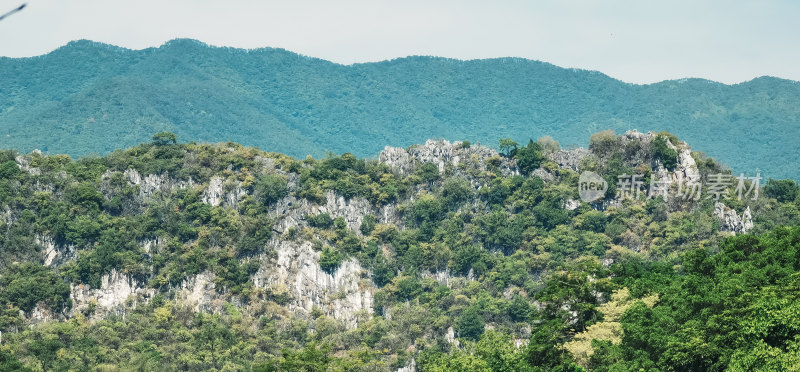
714, 202, 753, 234
380, 146, 412, 174
123, 168, 194, 199
253, 238, 375, 328
35, 234, 75, 267
27, 303, 56, 325
324, 192, 383, 232
548, 131, 701, 188
36, 179, 386, 327
202, 176, 247, 208
176, 271, 220, 313
202, 176, 226, 206
15, 151, 41, 176
18, 146, 493, 332
396, 358, 417, 372
676, 148, 702, 183
651, 147, 701, 191
549, 147, 590, 171
380, 139, 516, 177
70, 270, 154, 318
2, 206, 13, 225
612, 131, 701, 202
224, 185, 247, 207
140, 237, 164, 255
560, 131, 702, 206
445, 326, 461, 348
564, 199, 581, 211
531, 167, 556, 182
271, 191, 400, 234
422, 270, 456, 287
621, 130, 657, 166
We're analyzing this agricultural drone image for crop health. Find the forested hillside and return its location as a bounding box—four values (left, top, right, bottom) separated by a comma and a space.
1, 39, 799, 179
0, 131, 798, 370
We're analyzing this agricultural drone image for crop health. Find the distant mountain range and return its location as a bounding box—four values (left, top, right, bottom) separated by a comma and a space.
1, 39, 798, 179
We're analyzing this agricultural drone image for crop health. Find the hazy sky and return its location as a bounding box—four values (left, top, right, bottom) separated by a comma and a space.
0, 0, 798, 84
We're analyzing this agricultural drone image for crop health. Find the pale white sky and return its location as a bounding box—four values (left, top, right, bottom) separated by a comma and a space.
0, 0, 798, 84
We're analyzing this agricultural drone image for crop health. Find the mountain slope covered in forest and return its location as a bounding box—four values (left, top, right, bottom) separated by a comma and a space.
0, 132, 799, 370
1, 39, 799, 178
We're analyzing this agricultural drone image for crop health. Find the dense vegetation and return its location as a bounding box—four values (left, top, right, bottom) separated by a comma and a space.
2, 39, 800, 178
0, 132, 798, 371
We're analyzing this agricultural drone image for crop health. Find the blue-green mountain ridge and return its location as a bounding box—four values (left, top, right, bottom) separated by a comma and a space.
1, 38, 798, 178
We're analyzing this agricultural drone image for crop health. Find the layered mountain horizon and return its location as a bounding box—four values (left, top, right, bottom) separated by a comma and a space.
1, 38, 799, 178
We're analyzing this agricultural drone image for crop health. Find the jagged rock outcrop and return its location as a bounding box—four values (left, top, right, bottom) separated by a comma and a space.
620, 130, 658, 165
271, 191, 400, 234
552, 130, 702, 205
35, 234, 76, 267
676, 148, 702, 183
176, 271, 221, 313
201, 176, 247, 208
2, 206, 13, 226
140, 237, 164, 255
714, 202, 753, 234
564, 199, 581, 211
27, 303, 56, 325
70, 269, 154, 318
396, 358, 417, 372
28, 178, 389, 328
549, 147, 590, 171
123, 168, 194, 199
15, 151, 41, 176
380, 146, 413, 174
422, 270, 456, 287
445, 326, 461, 348
651, 149, 701, 191
531, 167, 556, 182
380, 139, 516, 177
202, 176, 226, 206
253, 238, 375, 328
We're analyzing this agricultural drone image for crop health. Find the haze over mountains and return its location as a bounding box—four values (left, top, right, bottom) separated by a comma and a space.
1, 38, 798, 178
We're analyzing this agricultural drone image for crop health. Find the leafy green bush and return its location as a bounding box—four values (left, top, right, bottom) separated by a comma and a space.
514, 140, 545, 175
65, 183, 104, 213
508, 295, 532, 322
533, 197, 571, 229
457, 305, 485, 341
372, 252, 396, 287
0, 348, 31, 372
0, 161, 20, 179
440, 178, 474, 210
253, 174, 288, 206
360, 214, 377, 235
0, 263, 70, 314
308, 213, 334, 229
450, 244, 484, 276
589, 130, 618, 157
416, 162, 439, 184
407, 194, 444, 240
764, 179, 799, 203
320, 246, 344, 273
651, 134, 678, 171
499, 138, 519, 157
576, 210, 606, 232
152, 131, 178, 146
